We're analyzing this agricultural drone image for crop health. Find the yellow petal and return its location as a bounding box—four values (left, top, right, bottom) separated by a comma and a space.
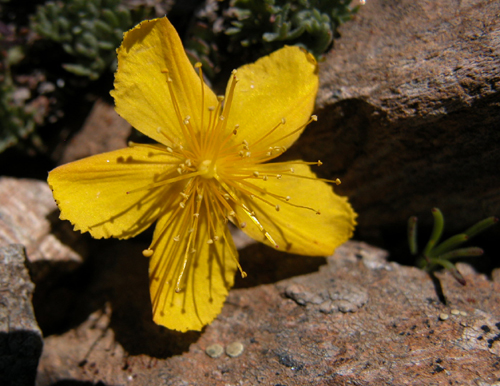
224, 46, 318, 152
235, 163, 356, 256
48, 145, 177, 239
111, 17, 217, 146
149, 201, 238, 332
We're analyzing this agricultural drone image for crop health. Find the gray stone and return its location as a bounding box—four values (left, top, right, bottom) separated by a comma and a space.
0, 245, 43, 386
287, 0, 500, 245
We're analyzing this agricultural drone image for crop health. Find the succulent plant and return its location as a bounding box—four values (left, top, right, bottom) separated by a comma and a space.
226, 0, 360, 58
185, 0, 361, 81
0, 24, 36, 153
31, 0, 137, 80
409, 208, 498, 285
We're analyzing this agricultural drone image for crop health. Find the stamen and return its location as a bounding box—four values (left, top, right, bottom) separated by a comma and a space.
220, 226, 247, 278
241, 205, 278, 248
195, 62, 205, 134
126, 170, 208, 194
161, 67, 201, 157
142, 249, 154, 257
250, 117, 286, 148
266, 115, 318, 147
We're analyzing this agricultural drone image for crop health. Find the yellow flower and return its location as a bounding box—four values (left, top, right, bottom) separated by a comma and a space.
48, 17, 356, 332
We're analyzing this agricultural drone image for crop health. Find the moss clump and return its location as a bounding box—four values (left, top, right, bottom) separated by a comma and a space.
31, 0, 135, 80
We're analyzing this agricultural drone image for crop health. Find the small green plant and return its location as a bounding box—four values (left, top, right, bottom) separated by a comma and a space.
226, 0, 360, 59
31, 0, 136, 80
185, 0, 362, 80
408, 208, 498, 285
0, 44, 37, 153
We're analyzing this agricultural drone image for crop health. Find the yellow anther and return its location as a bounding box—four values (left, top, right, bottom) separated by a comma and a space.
195, 62, 202, 68
179, 202, 186, 209
311, 115, 318, 121
142, 249, 154, 257
173, 235, 180, 242
253, 171, 259, 177
277, 174, 282, 179
275, 205, 280, 211
207, 239, 214, 244
317, 160, 323, 166
286, 196, 291, 201
240, 222, 247, 228
335, 178, 341, 185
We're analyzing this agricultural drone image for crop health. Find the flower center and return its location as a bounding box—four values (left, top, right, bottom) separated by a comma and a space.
198, 159, 217, 179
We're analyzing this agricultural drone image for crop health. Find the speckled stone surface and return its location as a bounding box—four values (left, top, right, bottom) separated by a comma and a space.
36, 241, 500, 385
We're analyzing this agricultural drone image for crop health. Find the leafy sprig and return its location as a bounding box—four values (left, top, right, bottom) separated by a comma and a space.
409, 208, 497, 285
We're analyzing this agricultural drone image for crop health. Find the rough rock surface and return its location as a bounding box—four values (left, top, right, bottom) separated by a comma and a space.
59, 98, 131, 165
287, 0, 500, 243
37, 241, 500, 385
0, 177, 84, 282
0, 245, 43, 386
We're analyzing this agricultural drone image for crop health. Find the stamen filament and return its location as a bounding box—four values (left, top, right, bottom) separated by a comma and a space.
126, 170, 206, 194
267, 115, 317, 147
250, 117, 285, 148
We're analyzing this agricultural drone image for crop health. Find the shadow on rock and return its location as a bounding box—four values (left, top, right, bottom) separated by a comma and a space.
34, 224, 327, 359
0, 330, 43, 386
49, 381, 108, 386
234, 242, 326, 289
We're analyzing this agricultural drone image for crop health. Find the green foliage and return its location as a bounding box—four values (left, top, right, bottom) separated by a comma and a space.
409, 208, 498, 285
226, 0, 360, 59
0, 46, 36, 153
31, 0, 135, 80
185, 0, 361, 80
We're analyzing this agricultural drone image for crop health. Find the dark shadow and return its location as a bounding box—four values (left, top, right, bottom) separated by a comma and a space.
34, 211, 328, 360
0, 330, 43, 386
50, 381, 108, 386
234, 242, 326, 289
428, 272, 447, 305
